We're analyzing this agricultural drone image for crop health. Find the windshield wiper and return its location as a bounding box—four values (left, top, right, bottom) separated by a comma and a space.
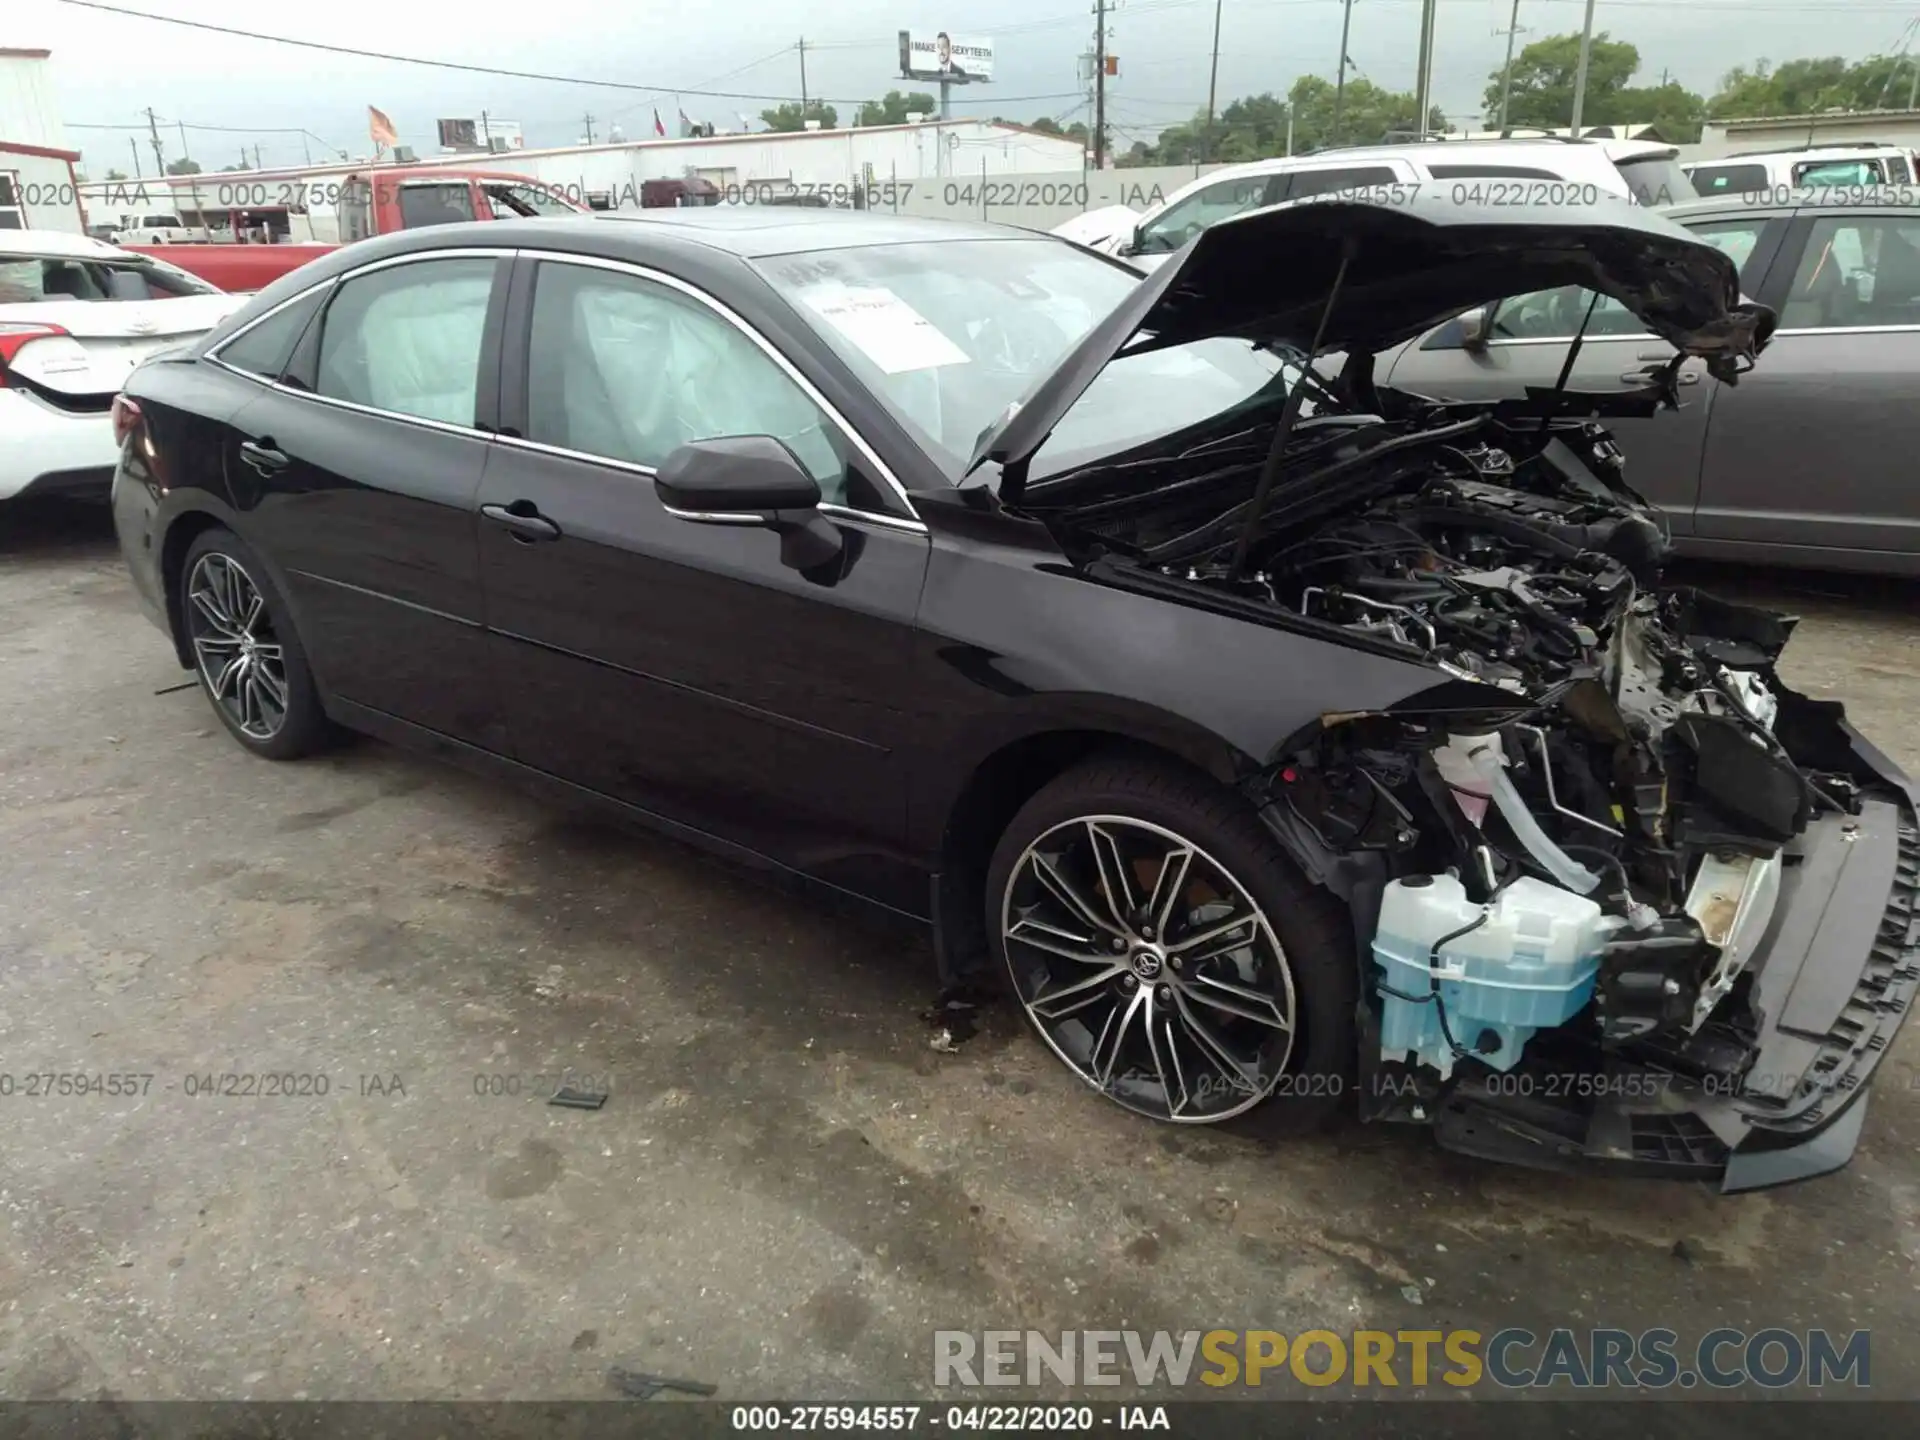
1224, 236, 1356, 583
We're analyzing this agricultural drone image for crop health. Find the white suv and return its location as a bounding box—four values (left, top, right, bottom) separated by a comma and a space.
0, 230, 246, 502
1075, 137, 1697, 270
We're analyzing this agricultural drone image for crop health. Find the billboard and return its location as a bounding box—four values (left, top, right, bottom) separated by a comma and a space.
898, 30, 995, 83
436, 117, 525, 153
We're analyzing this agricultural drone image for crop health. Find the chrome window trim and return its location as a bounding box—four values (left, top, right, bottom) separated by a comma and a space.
1771, 324, 1920, 337
513, 247, 919, 523
206, 247, 513, 436
818, 501, 928, 536
1485, 332, 1656, 347
659, 504, 764, 526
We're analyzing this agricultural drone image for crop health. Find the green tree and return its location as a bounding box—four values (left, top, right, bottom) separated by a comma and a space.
1486, 31, 1641, 127
1709, 54, 1920, 118
165, 157, 202, 176
760, 101, 837, 132
1484, 31, 1703, 140
104, 167, 128, 181
856, 90, 937, 126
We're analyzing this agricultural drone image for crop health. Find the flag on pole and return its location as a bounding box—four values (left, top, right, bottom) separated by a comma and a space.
679, 107, 693, 136
367, 105, 399, 150
653, 108, 667, 137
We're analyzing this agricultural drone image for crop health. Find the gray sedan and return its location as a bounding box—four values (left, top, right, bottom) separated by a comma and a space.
1380, 190, 1920, 574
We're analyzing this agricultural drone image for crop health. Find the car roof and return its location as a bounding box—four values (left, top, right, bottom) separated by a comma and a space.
1664, 187, 1920, 219
0, 229, 137, 261
554, 207, 1032, 256
1184, 136, 1675, 183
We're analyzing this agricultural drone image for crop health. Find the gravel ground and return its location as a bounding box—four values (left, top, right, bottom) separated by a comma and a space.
2, 496, 1917, 1414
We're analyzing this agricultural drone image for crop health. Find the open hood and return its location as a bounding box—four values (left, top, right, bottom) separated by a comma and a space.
972, 192, 1776, 483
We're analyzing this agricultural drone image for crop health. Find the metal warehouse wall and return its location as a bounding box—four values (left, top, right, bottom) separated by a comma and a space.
0, 52, 70, 152
3, 148, 83, 232
406, 123, 1086, 206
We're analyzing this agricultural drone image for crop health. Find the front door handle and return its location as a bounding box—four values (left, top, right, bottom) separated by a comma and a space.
481, 501, 562, 542
238, 439, 289, 476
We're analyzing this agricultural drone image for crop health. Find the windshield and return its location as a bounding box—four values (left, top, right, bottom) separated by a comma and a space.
485, 183, 578, 217
755, 237, 1314, 478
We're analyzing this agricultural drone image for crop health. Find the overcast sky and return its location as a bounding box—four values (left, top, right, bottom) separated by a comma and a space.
19, 0, 1918, 173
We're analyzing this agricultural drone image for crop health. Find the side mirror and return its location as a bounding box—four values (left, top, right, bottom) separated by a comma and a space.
1456, 305, 1491, 351
654, 435, 844, 574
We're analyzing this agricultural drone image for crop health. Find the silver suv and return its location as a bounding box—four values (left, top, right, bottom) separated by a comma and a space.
1379, 189, 1920, 574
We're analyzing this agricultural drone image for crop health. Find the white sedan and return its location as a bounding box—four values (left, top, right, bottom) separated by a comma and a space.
0, 230, 248, 503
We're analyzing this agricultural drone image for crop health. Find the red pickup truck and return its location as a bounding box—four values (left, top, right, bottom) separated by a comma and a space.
125, 167, 589, 292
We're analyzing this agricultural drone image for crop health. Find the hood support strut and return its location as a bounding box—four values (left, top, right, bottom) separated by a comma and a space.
1226, 235, 1357, 584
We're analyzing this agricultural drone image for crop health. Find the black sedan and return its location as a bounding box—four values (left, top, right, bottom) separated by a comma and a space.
111, 199, 1919, 1190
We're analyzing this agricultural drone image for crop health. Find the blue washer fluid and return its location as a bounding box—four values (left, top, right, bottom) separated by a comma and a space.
1373, 872, 1607, 1077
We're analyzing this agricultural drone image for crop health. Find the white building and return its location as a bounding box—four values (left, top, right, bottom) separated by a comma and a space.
0, 47, 84, 233
78, 119, 1085, 239
1693, 109, 1920, 160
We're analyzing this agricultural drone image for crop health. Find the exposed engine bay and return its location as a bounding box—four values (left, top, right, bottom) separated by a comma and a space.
1022, 387, 1881, 1123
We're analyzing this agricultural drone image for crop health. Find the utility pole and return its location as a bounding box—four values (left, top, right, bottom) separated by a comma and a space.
143, 106, 165, 175
481, 111, 493, 150
1412, 0, 1437, 139
798, 38, 809, 116
176, 120, 202, 228
254, 144, 263, 169
1333, 0, 1355, 146
1496, 0, 1523, 133
1569, 0, 1598, 132
582, 112, 596, 144
1093, 0, 1108, 170
128, 136, 142, 177
1203, 0, 1222, 163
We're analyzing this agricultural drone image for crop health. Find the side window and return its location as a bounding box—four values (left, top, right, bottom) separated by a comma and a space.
314, 257, 495, 425
1681, 162, 1768, 197
0, 171, 24, 230
1492, 218, 1770, 342
525, 262, 858, 506
1426, 164, 1562, 180
1490, 286, 1642, 340
1781, 216, 1920, 330
1281, 165, 1398, 200
215, 288, 328, 380
1136, 175, 1273, 254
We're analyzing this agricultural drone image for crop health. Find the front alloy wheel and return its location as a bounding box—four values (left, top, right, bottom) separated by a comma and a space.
186, 551, 289, 742
1000, 814, 1298, 1124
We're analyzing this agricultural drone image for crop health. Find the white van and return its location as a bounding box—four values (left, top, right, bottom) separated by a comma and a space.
1686, 143, 1919, 198
1071, 137, 1695, 270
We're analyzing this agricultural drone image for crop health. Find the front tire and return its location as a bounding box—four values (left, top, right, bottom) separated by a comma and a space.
986, 755, 1356, 1134
180, 528, 330, 760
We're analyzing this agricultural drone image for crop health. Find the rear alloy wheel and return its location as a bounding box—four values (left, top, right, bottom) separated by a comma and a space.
988, 757, 1355, 1133
187, 551, 287, 742
180, 530, 331, 759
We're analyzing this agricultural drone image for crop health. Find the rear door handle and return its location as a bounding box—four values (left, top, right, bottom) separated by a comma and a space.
238, 440, 289, 476
1620, 365, 1700, 385
481, 501, 562, 542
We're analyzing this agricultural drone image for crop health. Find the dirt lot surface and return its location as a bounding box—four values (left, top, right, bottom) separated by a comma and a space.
3, 498, 1916, 1416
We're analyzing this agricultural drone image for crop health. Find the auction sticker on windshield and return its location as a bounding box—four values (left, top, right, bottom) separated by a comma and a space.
799, 284, 971, 373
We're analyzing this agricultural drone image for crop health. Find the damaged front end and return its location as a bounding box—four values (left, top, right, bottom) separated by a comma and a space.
1242, 438, 1920, 1188
984, 194, 1920, 1188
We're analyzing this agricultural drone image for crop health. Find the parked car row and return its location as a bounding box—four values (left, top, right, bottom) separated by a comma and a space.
103, 198, 1919, 1191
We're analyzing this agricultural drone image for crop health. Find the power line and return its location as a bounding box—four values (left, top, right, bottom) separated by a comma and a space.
51, 1, 1097, 105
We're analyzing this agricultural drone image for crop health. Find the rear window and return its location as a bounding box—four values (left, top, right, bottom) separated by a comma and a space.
1688, 162, 1769, 196
1615, 154, 1696, 207
0, 255, 218, 302
397, 183, 477, 229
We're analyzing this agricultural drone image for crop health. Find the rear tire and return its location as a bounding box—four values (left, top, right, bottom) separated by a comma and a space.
180, 528, 331, 760
986, 754, 1357, 1135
